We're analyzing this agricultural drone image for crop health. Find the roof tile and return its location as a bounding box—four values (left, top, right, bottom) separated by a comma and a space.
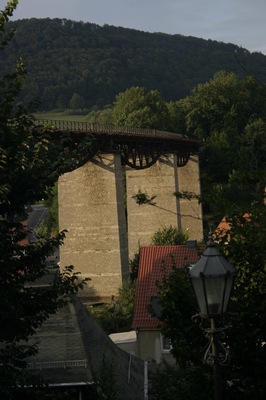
132, 245, 203, 329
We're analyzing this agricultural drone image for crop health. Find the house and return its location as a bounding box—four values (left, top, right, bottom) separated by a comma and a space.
215, 216, 232, 243
215, 214, 251, 243
23, 291, 146, 399
131, 243, 202, 364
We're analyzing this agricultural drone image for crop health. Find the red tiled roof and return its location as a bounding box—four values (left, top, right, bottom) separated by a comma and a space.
215, 216, 232, 242
132, 245, 203, 329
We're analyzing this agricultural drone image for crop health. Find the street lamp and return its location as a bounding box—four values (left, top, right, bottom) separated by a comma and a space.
189, 230, 237, 400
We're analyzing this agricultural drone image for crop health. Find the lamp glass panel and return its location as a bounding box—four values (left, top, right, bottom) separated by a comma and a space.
223, 276, 234, 313
204, 278, 225, 315
191, 278, 207, 315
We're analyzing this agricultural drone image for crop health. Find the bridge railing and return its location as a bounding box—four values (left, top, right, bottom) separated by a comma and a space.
35, 120, 182, 138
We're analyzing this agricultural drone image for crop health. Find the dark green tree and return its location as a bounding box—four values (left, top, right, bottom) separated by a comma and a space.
218, 206, 266, 399
172, 71, 266, 224
44, 182, 59, 235
151, 225, 188, 246
69, 92, 86, 110
112, 86, 171, 130
150, 73, 266, 399
129, 244, 141, 281
0, 3, 91, 397
91, 280, 137, 335
151, 207, 266, 399
85, 107, 113, 125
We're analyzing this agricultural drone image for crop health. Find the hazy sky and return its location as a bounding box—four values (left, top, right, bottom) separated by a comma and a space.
9, 0, 266, 55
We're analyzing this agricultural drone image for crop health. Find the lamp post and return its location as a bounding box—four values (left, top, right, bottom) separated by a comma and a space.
189, 231, 237, 400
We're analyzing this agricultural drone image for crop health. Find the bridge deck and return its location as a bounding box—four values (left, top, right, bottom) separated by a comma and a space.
35, 119, 201, 169
35, 119, 198, 143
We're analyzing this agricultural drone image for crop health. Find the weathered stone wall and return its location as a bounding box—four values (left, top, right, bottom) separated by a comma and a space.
58, 153, 129, 302
177, 154, 203, 240
58, 152, 202, 301
127, 154, 179, 261
127, 154, 203, 260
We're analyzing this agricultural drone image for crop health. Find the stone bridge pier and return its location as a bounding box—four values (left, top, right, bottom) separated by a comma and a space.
127, 154, 203, 261
58, 153, 129, 302
58, 153, 203, 301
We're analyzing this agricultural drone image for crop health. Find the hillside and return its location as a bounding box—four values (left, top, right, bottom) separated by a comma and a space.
1, 18, 266, 111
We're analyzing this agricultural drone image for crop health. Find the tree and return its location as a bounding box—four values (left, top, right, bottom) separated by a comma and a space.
129, 244, 140, 281
69, 92, 86, 110
44, 182, 59, 235
112, 86, 171, 130
0, 3, 91, 397
35, 219, 49, 246
182, 71, 265, 140
150, 209, 266, 399
151, 225, 188, 246
91, 280, 137, 335
85, 107, 113, 125
150, 75, 266, 399
173, 71, 266, 224
149, 258, 214, 400
218, 206, 266, 399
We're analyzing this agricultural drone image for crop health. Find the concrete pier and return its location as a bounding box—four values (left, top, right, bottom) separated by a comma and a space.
58, 152, 202, 301
58, 153, 129, 302
127, 154, 203, 260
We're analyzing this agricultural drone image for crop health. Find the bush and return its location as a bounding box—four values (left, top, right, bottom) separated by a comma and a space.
90, 280, 137, 334
151, 225, 188, 246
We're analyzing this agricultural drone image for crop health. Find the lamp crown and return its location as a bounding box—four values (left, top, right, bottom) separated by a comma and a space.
207, 228, 216, 247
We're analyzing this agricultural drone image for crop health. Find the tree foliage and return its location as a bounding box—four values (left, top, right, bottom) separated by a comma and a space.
112, 86, 171, 130
2, 18, 266, 111
0, 3, 92, 397
129, 245, 141, 282
151, 225, 188, 246
85, 106, 113, 125
91, 280, 137, 335
218, 206, 266, 398
149, 360, 213, 400
171, 71, 266, 224
44, 182, 59, 235
150, 73, 266, 399
151, 211, 266, 399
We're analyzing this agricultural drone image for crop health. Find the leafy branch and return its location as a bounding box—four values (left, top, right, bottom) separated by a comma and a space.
132, 189, 157, 206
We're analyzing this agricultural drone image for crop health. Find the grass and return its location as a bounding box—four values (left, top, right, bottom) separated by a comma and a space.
88, 303, 107, 314
33, 112, 87, 122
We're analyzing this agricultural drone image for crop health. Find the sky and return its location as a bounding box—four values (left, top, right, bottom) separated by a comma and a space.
8, 0, 266, 55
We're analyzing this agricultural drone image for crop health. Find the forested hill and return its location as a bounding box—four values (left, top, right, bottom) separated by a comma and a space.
2, 18, 266, 111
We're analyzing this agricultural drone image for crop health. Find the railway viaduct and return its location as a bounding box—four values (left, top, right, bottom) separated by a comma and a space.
39, 121, 203, 302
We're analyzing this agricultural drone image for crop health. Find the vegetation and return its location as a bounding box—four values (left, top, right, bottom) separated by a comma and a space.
85, 106, 113, 125
34, 111, 87, 122
149, 73, 266, 399
35, 219, 50, 246
112, 86, 170, 130
172, 70, 266, 225
90, 280, 137, 335
92, 225, 189, 335
1, 18, 266, 112
0, 3, 92, 398
44, 182, 59, 235
129, 245, 141, 282
2, 2, 266, 399
151, 225, 188, 246
150, 360, 212, 400
150, 205, 266, 399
